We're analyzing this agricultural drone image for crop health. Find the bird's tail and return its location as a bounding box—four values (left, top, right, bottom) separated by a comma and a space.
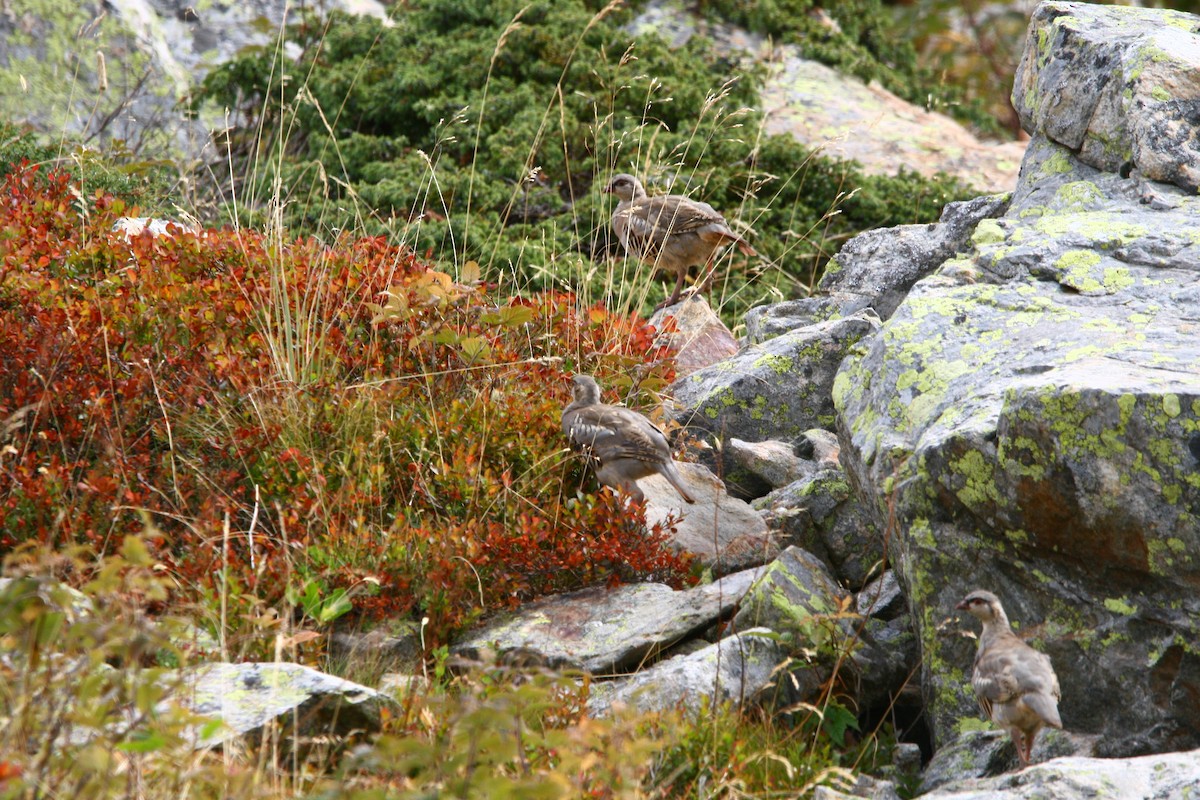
1024, 693, 1062, 729
661, 461, 696, 504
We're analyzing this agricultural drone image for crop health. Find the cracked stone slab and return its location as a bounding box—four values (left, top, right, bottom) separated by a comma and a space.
450, 565, 766, 676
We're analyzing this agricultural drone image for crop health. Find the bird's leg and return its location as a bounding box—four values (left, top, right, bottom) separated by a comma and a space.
654, 268, 687, 311
621, 479, 646, 504
1013, 730, 1029, 768
696, 256, 717, 293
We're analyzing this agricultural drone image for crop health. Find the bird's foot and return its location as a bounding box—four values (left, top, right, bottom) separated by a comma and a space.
653, 294, 683, 311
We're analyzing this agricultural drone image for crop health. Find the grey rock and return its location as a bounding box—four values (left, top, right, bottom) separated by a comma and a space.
835, 143, 1200, 753
182, 662, 389, 746
856, 570, 904, 620
919, 742, 1200, 800
921, 729, 1094, 794
1013, 2, 1200, 192
800, 428, 842, 467
731, 546, 850, 655
813, 774, 902, 800
832, 4, 1200, 759
744, 293, 876, 343
756, 469, 884, 589
648, 295, 739, 378
669, 312, 880, 454
644, 462, 780, 573
893, 741, 923, 776
818, 194, 1010, 321
587, 628, 790, 717
727, 437, 816, 489
451, 565, 765, 676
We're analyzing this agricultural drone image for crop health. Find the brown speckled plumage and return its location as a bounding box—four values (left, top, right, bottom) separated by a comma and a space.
561, 374, 695, 504
604, 174, 755, 310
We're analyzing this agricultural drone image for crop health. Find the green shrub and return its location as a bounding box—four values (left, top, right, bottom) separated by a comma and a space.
191, 0, 975, 323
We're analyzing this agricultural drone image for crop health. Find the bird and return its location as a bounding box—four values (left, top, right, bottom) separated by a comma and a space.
603, 173, 756, 311
957, 589, 1062, 769
561, 374, 696, 504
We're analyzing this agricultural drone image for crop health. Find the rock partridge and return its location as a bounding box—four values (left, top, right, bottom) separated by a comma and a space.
561, 374, 696, 504
603, 173, 755, 310
957, 589, 1063, 769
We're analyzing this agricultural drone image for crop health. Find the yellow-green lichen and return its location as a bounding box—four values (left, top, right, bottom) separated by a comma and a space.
951, 450, 999, 509
1163, 394, 1181, 418
971, 219, 1007, 246
1103, 596, 1137, 616
1039, 148, 1073, 176
1054, 181, 1104, 211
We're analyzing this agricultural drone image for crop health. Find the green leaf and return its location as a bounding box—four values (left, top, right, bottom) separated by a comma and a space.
458, 336, 492, 364
821, 701, 860, 748
316, 588, 354, 624
117, 730, 167, 753
481, 305, 533, 328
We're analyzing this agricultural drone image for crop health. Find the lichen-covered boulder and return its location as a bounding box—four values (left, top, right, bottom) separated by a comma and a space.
755, 468, 884, 590
668, 313, 879, 491
731, 546, 850, 650
835, 145, 1200, 757
919, 728, 1092, 794
1012, 1, 1200, 192
919, 744, 1200, 800
836, 88, 1200, 774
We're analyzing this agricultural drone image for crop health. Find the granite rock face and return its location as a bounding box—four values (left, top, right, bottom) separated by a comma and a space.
671, 313, 880, 446
833, 1, 1200, 759
1012, 1, 1200, 192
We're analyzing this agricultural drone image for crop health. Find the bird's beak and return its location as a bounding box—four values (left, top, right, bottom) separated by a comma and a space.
955, 600, 969, 611
601, 185, 612, 194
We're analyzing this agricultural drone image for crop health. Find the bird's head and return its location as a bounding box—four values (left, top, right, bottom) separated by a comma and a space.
957, 589, 1003, 622
603, 174, 644, 202
571, 374, 602, 405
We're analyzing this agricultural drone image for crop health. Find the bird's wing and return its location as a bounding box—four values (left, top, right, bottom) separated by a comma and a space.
1009, 649, 1062, 727
974, 635, 1061, 726
618, 196, 725, 252
973, 638, 1025, 705
565, 405, 669, 464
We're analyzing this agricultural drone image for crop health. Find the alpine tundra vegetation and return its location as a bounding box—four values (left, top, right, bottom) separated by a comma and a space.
3, 1, 1200, 799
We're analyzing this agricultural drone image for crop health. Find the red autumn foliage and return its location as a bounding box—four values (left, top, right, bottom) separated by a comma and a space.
0, 161, 693, 650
